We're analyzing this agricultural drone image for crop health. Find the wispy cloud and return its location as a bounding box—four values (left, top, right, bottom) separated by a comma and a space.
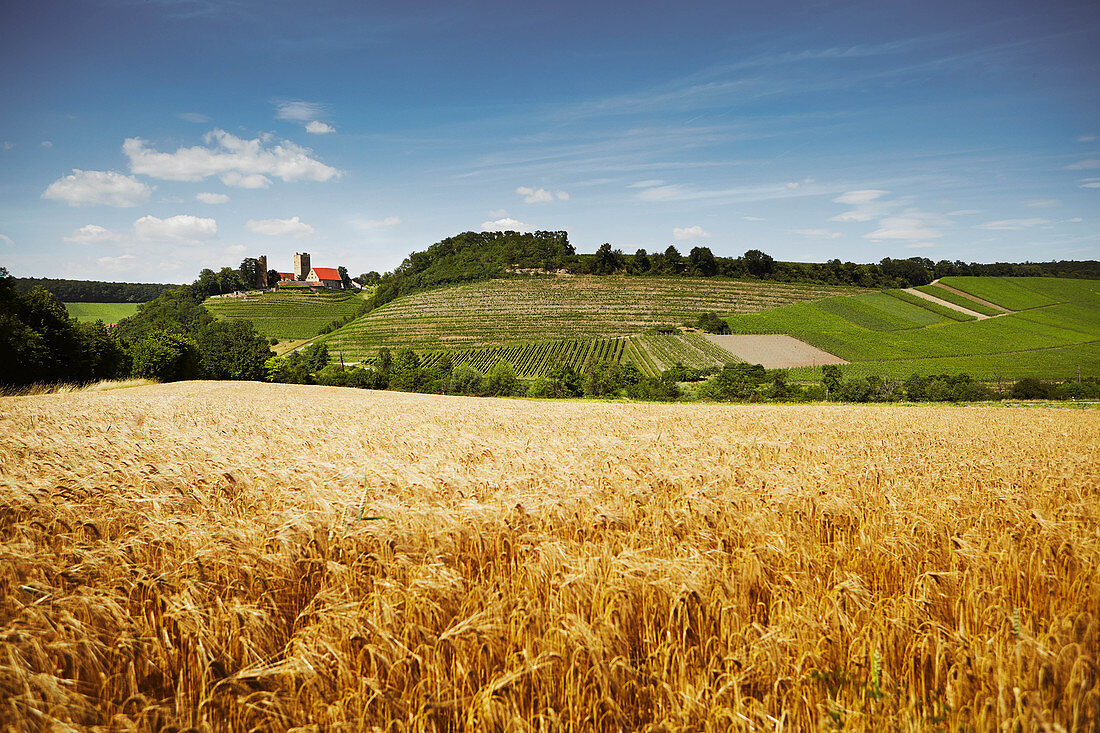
177, 112, 210, 123
974, 218, 1050, 230
274, 100, 325, 122
246, 216, 315, 238
354, 216, 401, 229
517, 186, 568, 203
196, 192, 229, 204
305, 121, 335, 135
1064, 159, 1099, 170
1023, 199, 1059, 208
64, 224, 123, 245
864, 210, 948, 240
793, 228, 842, 239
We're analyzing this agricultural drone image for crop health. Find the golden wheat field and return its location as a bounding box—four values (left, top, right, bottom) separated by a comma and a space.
0, 383, 1098, 732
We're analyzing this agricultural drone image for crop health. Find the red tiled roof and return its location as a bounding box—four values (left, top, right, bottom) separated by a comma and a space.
311, 267, 341, 280
279, 272, 293, 279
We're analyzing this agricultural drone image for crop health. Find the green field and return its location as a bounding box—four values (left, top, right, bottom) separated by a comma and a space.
64, 302, 141, 322
914, 284, 1001, 316
204, 290, 366, 340
938, 276, 1061, 310
725, 279, 1099, 380
318, 276, 857, 360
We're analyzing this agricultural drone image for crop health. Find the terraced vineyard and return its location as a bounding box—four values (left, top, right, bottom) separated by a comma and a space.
625, 331, 741, 376
939, 276, 1063, 311
319, 276, 856, 360
204, 290, 366, 340
416, 338, 629, 379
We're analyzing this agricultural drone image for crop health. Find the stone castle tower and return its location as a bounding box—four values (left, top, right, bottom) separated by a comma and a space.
257, 255, 268, 288
294, 252, 311, 281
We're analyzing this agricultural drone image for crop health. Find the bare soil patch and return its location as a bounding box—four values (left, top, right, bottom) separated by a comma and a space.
703, 333, 847, 368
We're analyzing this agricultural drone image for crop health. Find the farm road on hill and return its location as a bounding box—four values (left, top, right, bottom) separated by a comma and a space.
703, 333, 847, 368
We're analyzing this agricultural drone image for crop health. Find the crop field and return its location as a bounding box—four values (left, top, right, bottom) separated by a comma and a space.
416, 338, 629, 379
204, 290, 365, 340
64, 301, 141, 322
704, 334, 848, 369
940, 276, 1062, 311
318, 276, 857, 360
1, 382, 1097, 731
886, 289, 976, 322
626, 331, 741, 376
722, 283, 1100, 380
914, 285, 1001, 317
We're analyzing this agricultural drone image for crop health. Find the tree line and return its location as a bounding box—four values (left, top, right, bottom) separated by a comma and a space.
362, 231, 1099, 315
264, 345, 1097, 403
1, 266, 273, 388
11, 277, 178, 303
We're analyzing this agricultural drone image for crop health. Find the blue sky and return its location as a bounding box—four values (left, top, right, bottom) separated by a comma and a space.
1, 0, 1097, 282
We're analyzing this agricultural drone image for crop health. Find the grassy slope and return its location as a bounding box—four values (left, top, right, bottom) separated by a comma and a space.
204, 290, 366, 340
318, 276, 858, 361
64, 302, 141, 322
726, 279, 1098, 380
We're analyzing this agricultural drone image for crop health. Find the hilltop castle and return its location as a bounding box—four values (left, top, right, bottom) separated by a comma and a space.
263, 252, 348, 290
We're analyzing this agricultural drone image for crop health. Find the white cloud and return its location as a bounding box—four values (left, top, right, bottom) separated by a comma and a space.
41, 140, 52, 148
1, 142, 13, 150
63, 224, 122, 245
742, 216, 765, 222
226, 244, 246, 255
488, 209, 508, 217
793, 228, 842, 240
1066, 159, 1100, 170
305, 120, 335, 135
1080, 178, 1100, 189
123, 130, 341, 185
0, 234, 13, 247
946, 209, 982, 216
673, 225, 710, 240
834, 189, 888, 205
974, 218, 1050, 230
1077, 134, 1096, 143
178, 112, 211, 123
97, 253, 137, 270
42, 169, 152, 207
355, 216, 401, 229
517, 186, 568, 204
196, 192, 229, 204
275, 101, 324, 122
1023, 199, 1059, 208
628, 179, 665, 188
481, 217, 529, 232
246, 215, 314, 238
1067, 217, 1083, 223
133, 214, 217, 244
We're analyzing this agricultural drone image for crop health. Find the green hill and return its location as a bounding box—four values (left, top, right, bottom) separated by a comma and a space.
721, 277, 1098, 381
317, 276, 858, 362
204, 290, 366, 341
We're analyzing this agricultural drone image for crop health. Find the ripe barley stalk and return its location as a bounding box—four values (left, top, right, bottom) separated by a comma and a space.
0, 382, 1096, 731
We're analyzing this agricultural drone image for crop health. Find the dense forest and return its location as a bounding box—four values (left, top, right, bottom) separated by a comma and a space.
12, 277, 179, 302
366, 230, 1100, 311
